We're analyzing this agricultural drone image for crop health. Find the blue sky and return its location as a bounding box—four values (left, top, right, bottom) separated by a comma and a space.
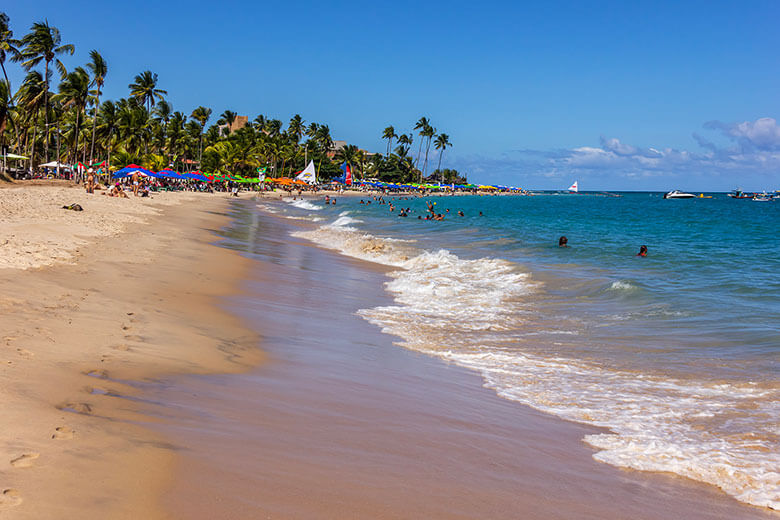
5, 0, 780, 190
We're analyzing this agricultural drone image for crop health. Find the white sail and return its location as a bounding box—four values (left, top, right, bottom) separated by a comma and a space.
568, 180, 578, 192
295, 160, 317, 184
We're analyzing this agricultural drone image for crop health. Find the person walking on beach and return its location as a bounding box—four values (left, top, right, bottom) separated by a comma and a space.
637, 245, 648, 257
131, 171, 140, 196
86, 169, 95, 194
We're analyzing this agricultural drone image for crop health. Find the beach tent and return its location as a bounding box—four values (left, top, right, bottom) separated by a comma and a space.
39, 160, 70, 168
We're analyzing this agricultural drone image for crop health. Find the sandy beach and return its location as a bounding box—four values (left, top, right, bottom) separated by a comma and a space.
0, 183, 262, 518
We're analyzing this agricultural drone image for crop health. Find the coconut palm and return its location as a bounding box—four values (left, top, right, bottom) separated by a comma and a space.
434, 133, 451, 183
96, 100, 117, 171
190, 106, 211, 168
86, 49, 107, 162
382, 125, 396, 157
0, 78, 11, 179
314, 124, 332, 174
421, 124, 435, 179
219, 109, 236, 136
288, 114, 304, 145
0, 12, 20, 96
15, 71, 46, 167
128, 70, 166, 114
54, 66, 90, 167
413, 116, 429, 168
14, 20, 75, 162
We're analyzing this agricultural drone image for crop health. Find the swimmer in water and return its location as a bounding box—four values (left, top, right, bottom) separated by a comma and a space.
637, 245, 648, 257
559, 236, 568, 247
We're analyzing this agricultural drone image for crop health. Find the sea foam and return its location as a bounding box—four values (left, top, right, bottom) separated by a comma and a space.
294, 214, 780, 510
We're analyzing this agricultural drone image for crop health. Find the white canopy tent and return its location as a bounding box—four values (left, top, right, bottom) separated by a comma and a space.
39, 161, 71, 168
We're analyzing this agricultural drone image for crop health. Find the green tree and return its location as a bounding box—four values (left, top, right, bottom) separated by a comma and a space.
0, 12, 20, 95
190, 106, 211, 168
54, 66, 90, 167
421, 123, 435, 178
382, 125, 396, 156
413, 116, 429, 170
219, 109, 236, 136
433, 133, 451, 183
128, 70, 167, 114
288, 114, 304, 145
14, 20, 75, 162
86, 49, 107, 162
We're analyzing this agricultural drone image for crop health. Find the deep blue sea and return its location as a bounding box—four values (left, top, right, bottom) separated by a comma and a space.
259, 191, 779, 510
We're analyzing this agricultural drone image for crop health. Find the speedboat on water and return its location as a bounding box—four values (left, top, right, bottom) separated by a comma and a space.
663, 190, 695, 199
753, 192, 773, 202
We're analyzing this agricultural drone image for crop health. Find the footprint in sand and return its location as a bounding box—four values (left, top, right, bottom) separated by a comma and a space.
124, 334, 144, 342
100, 354, 113, 363
16, 348, 34, 359
10, 453, 39, 468
0, 489, 22, 509
111, 344, 130, 352
56, 402, 92, 415
84, 369, 108, 379
52, 426, 74, 440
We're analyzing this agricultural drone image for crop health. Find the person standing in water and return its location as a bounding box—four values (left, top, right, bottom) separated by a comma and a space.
637, 245, 648, 257
559, 236, 568, 247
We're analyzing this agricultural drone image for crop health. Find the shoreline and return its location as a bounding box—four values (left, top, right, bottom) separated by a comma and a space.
0, 184, 263, 518
159, 198, 777, 519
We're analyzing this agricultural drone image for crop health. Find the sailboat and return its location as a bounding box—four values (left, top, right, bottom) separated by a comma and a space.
568, 180, 578, 193
295, 160, 317, 185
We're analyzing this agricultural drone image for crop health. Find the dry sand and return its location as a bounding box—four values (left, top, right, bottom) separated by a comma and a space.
0, 183, 262, 518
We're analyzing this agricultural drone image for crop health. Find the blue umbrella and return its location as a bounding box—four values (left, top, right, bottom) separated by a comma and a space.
112, 164, 158, 179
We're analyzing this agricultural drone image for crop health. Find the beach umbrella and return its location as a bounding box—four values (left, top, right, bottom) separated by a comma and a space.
113, 164, 158, 178
3, 153, 28, 160
156, 169, 182, 178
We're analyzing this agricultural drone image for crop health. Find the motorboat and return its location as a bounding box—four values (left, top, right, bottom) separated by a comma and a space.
729, 188, 754, 199
663, 190, 695, 199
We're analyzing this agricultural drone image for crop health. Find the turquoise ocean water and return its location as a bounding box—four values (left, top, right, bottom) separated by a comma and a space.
260, 192, 779, 510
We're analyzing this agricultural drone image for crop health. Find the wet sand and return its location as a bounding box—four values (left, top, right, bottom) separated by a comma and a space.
159, 201, 776, 519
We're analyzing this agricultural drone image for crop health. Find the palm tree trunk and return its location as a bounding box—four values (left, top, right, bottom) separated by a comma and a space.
198, 128, 204, 168
44, 60, 50, 163
437, 150, 443, 183
90, 90, 100, 162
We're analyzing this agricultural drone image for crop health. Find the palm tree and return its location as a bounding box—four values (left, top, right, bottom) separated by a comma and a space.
190, 106, 211, 168
86, 49, 107, 162
382, 125, 396, 156
314, 124, 332, 174
15, 71, 46, 168
421, 124, 436, 179
54, 66, 90, 169
97, 100, 117, 172
288, 114, 304, 145
434, 133, 452, 183
0, 78, 11, 179
413, 116, 429, 169
128, 70, 167, 114
0, 12, 20, 96
219, 109, 237, 136
14, 20, 75, 162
